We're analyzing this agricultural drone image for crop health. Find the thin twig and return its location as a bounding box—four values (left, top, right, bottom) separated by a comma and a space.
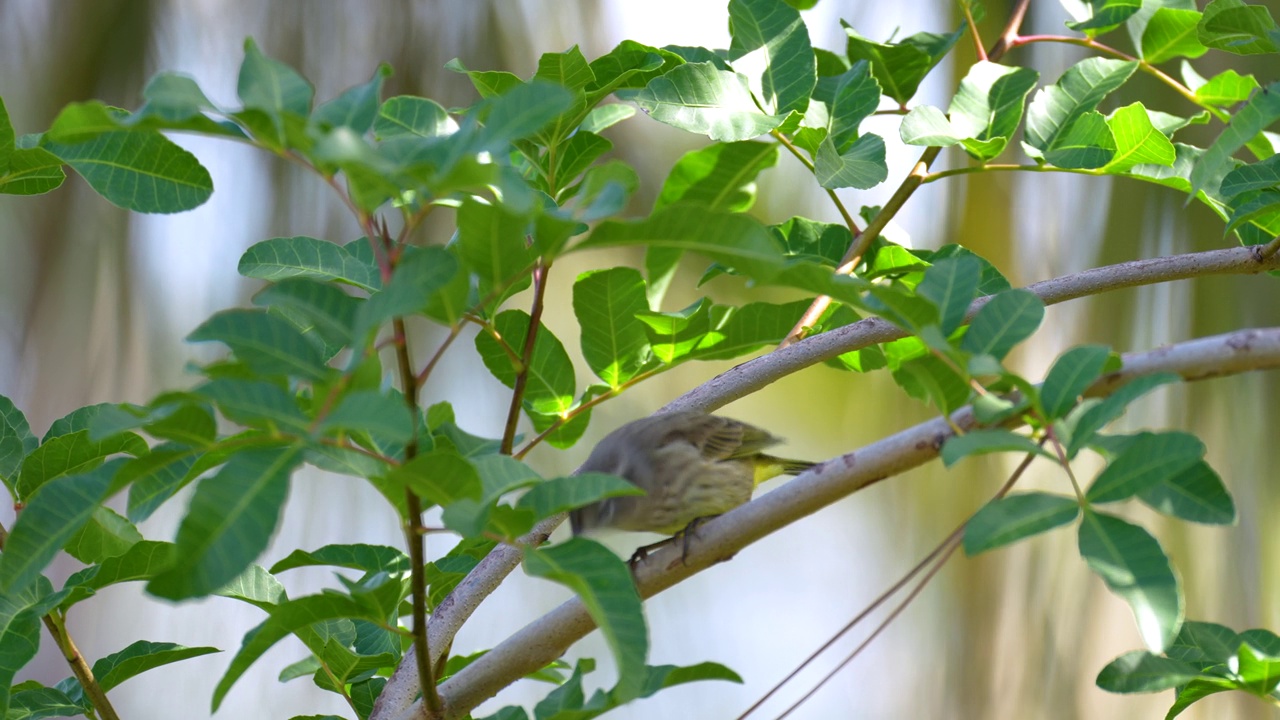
759, 447, 1039, 720
1256, 234, 1280, 261
961, 1, 987, 62
501, 263, 550, 455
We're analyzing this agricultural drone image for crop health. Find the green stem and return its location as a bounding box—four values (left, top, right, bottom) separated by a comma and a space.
1011, 34, 1227, 123
513, 365, 665, 459
43, 613, 120, 720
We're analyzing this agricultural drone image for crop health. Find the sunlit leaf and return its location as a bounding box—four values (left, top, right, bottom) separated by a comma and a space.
1079, 511, 1183, 651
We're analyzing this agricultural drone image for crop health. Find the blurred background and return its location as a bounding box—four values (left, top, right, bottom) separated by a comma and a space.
2, 0, 1279, 718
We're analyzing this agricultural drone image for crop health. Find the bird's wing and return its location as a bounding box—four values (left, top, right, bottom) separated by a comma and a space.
683, 414, 779, 461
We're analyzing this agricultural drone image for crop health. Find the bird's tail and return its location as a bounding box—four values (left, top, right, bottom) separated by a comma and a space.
752, 455, 817, 485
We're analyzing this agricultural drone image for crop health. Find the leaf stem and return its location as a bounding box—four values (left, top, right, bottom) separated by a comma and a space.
780, 146, 942, 348
1010, 34, 1225, 122
501, 263, 550, 455
43, 612, 121, 720
513, 365, 665, 459
1044, 425, 1086, 503
961, 2, 988, 62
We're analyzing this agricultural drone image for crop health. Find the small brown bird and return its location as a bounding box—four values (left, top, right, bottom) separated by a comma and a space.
569, 411, 816, 537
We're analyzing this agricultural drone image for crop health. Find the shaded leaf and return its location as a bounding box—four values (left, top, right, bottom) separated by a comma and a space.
964, 492, 1081, 554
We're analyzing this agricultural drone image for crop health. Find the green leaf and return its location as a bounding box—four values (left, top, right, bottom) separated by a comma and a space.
0, 594, 43, 717
632, 62, 785, 142
516, 472, 645, 521
64, 506, 142, 564
0, 395, 38, 489
238, 236, 380, 292
524, 538, 648, 700
727, 0, 816, 115
15, 430, 147, 501
1078, 511, 1183, 651
892, 354, 970, 413
252, 279, 360, 351
0, 146, 65, 196
1138, 460, 1235, 525
1065, 372, 1181, 457
313, 64, 389, 133
951, 62, 1041, 161
354, 245, 459, 339
1044, 110, 1116, 168
0, 459, 124, 595
818, 60, 881, 152
1237, 632, 1280, 695
58, 541, 176, 609
446, 58, 522, 98
89, 641, 220, 692
1041, 344, 1112, 419
1140, 8, 1209, 63
964, 492, 1080, 554
960, 289, 1045, 360
1167, 620, 1237, 665
941, 430, 1052, 467
455, 197, 534, 306
581, 103, 636, 134
548, 131, 611, 195
1220, 153, 1280, 196
375, 96, 455, 140
691, 299, 810, 360
474, 310, 577, 415
1095, 650, 1200, 692
917, 256, 981, 335
476, 80, 576, 150
40, 131, 212, 213
635, 298, 718, 363
8, 684, 86, 719
195, 378, 309, 432
1065, 0, 1142, 35
188, 309, 329, 380
318, 391, 414, 445
1190, 81, 1280, 198
1197, 0, 1279, 54
1086, 431, 1205, 503
815, 132, 887, 189
843, 25, 962, 104
1193, 69, 1260, 107
568, 160, 638, 223
900, 105, 963, 149
654, 141, 779, 212
573, 268, 651, 388
388, 449, 483, 509
580, 205, 787, 283
238, 38, 313, 117
147, 446, 303, 600
270, 544, 410, 574
212, 592, 389, 711
1104, 103, 1177, 173
1024, 58, 1138, 160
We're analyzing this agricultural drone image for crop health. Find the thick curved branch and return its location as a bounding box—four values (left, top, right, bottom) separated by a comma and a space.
670, 245, 1280, 413
422, 327, 1280, 719
375, 244, 1280, 719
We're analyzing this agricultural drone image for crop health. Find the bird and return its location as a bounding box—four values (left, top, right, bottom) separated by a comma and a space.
569, 411, 816, 538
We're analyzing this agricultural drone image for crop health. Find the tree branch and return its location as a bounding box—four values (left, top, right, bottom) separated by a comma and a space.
370, 243, 1280, 720
422, 326, 1280, 719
